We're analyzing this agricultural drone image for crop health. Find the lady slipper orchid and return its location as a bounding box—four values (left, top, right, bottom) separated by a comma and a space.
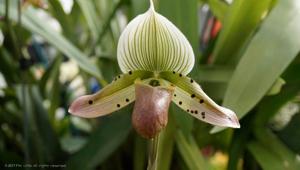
68, 0, 240, 139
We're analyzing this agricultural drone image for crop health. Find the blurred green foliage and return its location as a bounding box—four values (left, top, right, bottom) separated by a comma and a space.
0, 0, 300, 169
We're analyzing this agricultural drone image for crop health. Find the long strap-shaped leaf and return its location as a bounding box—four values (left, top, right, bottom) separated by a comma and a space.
159, 71, 239, 128
66, 109, 132, 170
212, 0, 300, 133
212, 0, 272, 64
77, 0, 100, 38
0, 0, 103, 81
69, 71, 153, 118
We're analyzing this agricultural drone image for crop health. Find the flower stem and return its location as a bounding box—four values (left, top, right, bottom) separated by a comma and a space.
147, 135, 159, 170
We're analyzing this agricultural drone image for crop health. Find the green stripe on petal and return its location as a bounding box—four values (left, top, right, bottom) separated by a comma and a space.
159, 71, 240, 128
117, 1, 194, 75
68, 71, 153, 118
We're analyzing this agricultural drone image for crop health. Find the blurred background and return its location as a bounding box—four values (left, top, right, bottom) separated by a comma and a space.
0, 0, 300, 169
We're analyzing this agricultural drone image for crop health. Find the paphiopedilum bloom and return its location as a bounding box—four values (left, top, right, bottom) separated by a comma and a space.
69, 0, 240, 139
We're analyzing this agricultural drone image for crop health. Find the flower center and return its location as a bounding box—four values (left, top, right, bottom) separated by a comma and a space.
149, 79, 160, 87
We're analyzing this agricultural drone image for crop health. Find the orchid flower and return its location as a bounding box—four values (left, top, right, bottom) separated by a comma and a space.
68, 0, 240, 139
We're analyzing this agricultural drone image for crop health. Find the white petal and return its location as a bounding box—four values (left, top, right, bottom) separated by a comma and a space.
117, 1, 194, 75
68, 71, 153, 118
172, 85, 240, 128
68, 85, 135, 118
159, 71, 240, 128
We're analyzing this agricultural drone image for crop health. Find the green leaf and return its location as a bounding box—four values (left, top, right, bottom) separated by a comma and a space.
16, 85, 63, 163
198, 82, 227, 101
30, 86, 64, 162
266, 77, 285, 96
66, 108, 132, 170
39, 57, 63, 123
48, 0, 74, 40
131, 0, 149, 16
133, 135, 147, 170
212, 0, 300, 133
48, 57, 62, 120
247, 142, 286, 170
254, 59, 300, 127
88, 0, 124, 55
98, 58, 120, 82
175, 130, 209, 170
227, 116, 252, 170
77, 0, 100, 38
60, 135, 87, 154
39, 56, 61, 97
249, 129, 300, 170
170, 104, 193, 136
16, 85, 42, 163
207, 0, 229, 24
255, 129, 300, 167
0, 47, 20, 83
278, 113, 300, 153
212, 0, 272, 64
0, 0, 103, 80
195, 65, 233, 83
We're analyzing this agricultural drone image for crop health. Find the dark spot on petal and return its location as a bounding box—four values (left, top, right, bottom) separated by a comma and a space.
117, 104, 121, 108
195, 110, 198, 114
179, 101, 182, 105
190, 79, 194, 83
191, 94, 196, 98
187, 109, 189, 112
201, 112, 205, 119
174, 94, 177, 97
114, 77, 117, 81
172, 71, 175, 74
191, 110, 194, 113
118, 75, 121, 78
88, 100, 93, 105
179, 74, 182, 77
129, 71, 132, 75
228, 117, 232, 121
126, 98, 130, 102
199, 99, 204, 103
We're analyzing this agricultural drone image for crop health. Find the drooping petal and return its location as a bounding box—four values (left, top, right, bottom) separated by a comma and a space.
117, 1, 194, 75
159, 71, 240, 128
68, 71, 153, 118
132, 79, 174, 139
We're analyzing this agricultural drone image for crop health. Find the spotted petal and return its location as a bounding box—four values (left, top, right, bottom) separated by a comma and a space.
159, 71, 240, 128
68, 71, 153, 118
117, 1, 195, 75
